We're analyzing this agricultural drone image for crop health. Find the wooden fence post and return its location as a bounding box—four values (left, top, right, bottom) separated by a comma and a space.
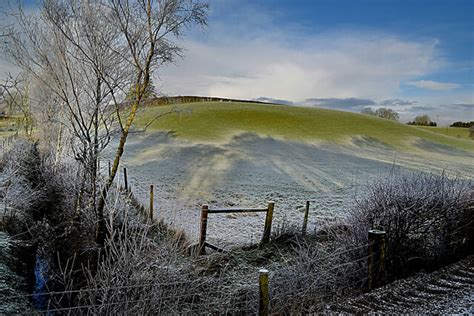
149, 185, 154, 221
261, 202, 275, 244
302, 200, 310, 235
199, 204, 209, 255
367, 229, 386, 290
259, 268, 270, 316
123, 167, 128, 191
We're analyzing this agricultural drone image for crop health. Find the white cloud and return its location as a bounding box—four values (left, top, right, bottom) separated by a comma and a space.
406, 80, 461, 91
158, 20, 442, 101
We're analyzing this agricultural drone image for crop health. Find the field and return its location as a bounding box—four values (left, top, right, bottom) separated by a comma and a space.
133, 101, 473, 150
417, 126, 471, 140
108, 100, 473, 246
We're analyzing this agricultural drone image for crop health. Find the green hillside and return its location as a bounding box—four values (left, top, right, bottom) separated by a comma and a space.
133, 101, 474, 151
416, 126, 471, 140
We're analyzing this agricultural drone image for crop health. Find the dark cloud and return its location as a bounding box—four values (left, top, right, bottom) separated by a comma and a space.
380, 99, 417, 107
302, 97, 376, 110
253, 97, 294, 105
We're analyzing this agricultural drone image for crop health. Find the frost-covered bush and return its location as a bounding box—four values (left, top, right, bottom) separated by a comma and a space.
268, 172, 473, 313
2, 139, 41, 185
347, 172, 473, 279
1, 140, 44, 232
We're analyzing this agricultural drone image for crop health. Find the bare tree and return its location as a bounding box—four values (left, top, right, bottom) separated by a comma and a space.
95, 0, 209, 245
2, 0, 208, 245
361, 107, 399, 121
2, 1, 128, 235
374, 107, 399, 121
407, 114, 436, 126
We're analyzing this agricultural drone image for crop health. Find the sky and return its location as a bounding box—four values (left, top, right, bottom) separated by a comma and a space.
1, 0, 473, 125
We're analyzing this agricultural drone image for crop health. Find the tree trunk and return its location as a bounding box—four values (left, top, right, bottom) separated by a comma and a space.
95, 94, 142, 246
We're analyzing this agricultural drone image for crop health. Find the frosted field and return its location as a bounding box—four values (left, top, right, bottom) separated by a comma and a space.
104, 132, 473, 247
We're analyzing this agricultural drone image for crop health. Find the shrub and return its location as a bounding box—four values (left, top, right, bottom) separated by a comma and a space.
347, 172, 473, 280
1, 140, 43, 233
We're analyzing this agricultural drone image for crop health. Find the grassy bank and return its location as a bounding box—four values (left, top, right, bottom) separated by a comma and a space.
133, 101, 473, 151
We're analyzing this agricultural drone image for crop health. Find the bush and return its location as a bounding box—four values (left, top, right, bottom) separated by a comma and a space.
1, 140, 43, 233
347, 172, 473, 280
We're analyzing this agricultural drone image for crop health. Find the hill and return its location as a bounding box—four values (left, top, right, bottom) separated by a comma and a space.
417, 126, 471, 140
115, 98, 473, 248
133, 99, 473, 151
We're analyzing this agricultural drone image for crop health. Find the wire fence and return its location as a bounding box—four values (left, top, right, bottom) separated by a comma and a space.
18, 167, 383, 314
1, 238, 382, 315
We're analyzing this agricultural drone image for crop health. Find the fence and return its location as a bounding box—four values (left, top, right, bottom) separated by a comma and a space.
115, 166, 316, 253
90, 165, 387, 314
1, 235, 386, 315
198, 202, 275, 254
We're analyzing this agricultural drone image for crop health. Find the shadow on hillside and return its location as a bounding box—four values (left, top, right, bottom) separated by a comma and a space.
414, 138, 473, 157
121, 132, 401, 200
116, 132, 473, 202
112, 131, 473, 245
351, 136, 394, 150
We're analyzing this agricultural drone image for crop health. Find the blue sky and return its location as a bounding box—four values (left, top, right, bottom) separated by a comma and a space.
1, 0, 473, 124
256, 0, 473, 81
157, 0, 474, 124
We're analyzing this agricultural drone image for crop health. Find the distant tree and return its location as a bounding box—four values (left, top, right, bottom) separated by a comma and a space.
415, 114, 431, 125
374, 107, 399, 121
361, 107, 399, 121
450, 121, 474, 128
361, 107, 376, 115
407, 114, 437, 126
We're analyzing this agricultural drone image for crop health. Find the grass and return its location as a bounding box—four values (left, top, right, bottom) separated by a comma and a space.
416, 126, 471, 140
133, 101, 474, 151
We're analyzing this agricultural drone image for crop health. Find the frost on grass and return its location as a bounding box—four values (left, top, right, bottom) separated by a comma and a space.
346, 171, 473, 279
